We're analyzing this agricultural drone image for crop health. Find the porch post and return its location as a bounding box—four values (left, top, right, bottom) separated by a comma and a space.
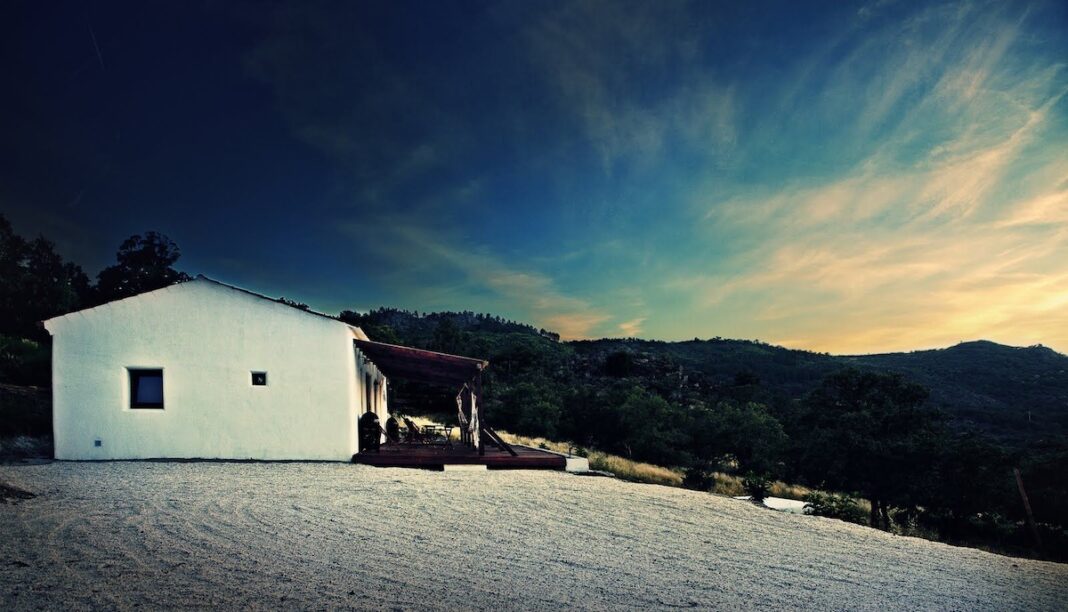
458, 383, 474, 448
476, 369, 485, 456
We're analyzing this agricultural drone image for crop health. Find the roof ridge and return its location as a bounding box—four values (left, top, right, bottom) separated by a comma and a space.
44, 275, 366, 339
193, 274, 361, 330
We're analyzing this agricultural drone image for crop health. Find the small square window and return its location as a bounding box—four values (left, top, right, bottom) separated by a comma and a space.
251, 371, 268, 386
129, 369, 164, 409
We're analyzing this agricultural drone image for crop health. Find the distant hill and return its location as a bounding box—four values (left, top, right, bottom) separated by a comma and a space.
845, 341, 1068, 445
573, 338, 1068, 447
355, 309, 1068, 449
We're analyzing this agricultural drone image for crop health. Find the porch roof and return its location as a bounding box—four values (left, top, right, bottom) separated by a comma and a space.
353, 339, 487, 386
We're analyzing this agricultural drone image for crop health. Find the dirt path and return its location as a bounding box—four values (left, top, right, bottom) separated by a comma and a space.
2, 462, 1065, 610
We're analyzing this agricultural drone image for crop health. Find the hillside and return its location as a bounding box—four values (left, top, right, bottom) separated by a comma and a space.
2, 463, 1065, 609
846, 341, 1068, 443
573, 338, 1068, 446
353, 308, 1068, 448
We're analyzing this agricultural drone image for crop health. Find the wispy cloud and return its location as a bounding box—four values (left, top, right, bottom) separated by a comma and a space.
339, 218, 611, 339
523, 0, 735, 171
676, 1, 1068, 353
618, 317, 646, 337
996, 184, 1068, 227
241, 0, 1068, 353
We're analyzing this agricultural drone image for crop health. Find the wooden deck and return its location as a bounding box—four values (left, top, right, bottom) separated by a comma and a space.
352, 443, 567, 470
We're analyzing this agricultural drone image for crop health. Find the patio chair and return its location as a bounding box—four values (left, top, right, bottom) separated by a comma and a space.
457, 411, 472, 446
403, 418, 429, 444
381, 419, 401, 445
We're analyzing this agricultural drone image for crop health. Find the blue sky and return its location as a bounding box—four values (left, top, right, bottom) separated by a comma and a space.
3, 1, 1066, 353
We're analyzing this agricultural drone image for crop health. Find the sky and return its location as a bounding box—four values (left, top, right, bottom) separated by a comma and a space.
3, 0, 1066, 354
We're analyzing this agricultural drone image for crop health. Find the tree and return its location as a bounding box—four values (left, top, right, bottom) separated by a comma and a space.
604, 350, 634, 377
429, 318, 462, 354
94, 232, 190, 303
922, 432, 1013, 539
1013, 440, 1068, 529
795, 369, 940, 528
496, 380, 563, 439
365, 324, 400, 344
0, 215, 90, 341
692, 401, 787, 475
614, 386, 689, 466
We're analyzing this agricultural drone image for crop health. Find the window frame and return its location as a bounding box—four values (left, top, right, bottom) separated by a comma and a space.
128, 368, 165, 410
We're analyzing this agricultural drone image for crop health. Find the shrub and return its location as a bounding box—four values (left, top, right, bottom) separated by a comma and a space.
743, 473, 771, 503
0, 336, 52, 386
803, 491, 867, 524
0, 383, 51, 436
683, 467, 714, 492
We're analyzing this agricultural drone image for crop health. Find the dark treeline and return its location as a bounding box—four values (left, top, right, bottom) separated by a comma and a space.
1, 215, 1066, 561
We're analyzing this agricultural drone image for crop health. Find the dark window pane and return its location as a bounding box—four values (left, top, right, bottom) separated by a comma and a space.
252, 371, 267, 386
130, 369, 164, 408
136, 375, 163, 403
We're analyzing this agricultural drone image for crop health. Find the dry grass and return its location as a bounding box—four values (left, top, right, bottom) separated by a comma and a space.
586, 454, 683, 486
493, 431, 571, 454
406, 418, 801, 494
769, 480, 812, 501
682, 470, 813, 500
495, 431, 684, 486
855, 497, 873, 516
709, 472, 747, 497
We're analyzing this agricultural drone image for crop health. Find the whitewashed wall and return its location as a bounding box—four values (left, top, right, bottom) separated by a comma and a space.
44, 278, 382, 460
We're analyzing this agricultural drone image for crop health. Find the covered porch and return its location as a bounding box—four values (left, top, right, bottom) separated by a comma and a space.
351, 339, 566, 470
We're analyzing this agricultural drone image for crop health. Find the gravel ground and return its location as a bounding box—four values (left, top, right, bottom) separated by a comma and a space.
1, 462, 1065, 610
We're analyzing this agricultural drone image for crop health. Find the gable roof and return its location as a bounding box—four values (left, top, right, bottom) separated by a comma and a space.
43, 275, 369, 340
194, 275, 366, 336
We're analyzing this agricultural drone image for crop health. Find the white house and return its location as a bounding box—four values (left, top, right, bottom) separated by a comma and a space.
42, 276, 397, 461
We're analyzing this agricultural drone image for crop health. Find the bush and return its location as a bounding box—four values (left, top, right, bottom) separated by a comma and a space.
0, 336, 51, 387
743, 473, 771, 503
803, 491, 867, 524
0, 383, 51, 436
683, 467, 714, 492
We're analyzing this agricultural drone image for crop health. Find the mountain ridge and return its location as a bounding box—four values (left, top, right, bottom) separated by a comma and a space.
351, 307, 1068, 449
